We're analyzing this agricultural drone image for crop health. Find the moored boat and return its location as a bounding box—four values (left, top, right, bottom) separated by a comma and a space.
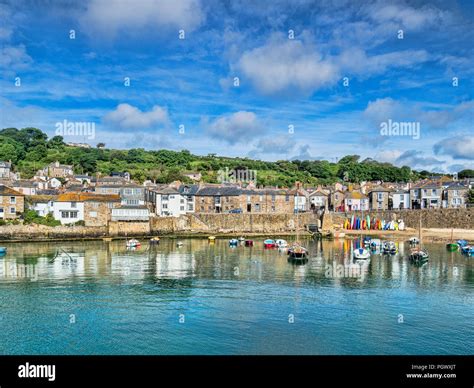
446, 243, 459, 251
177, 241, 184, 247
408, 237, 419, 245
275, 239, 288, 248
229, 238, 239, 246
353, 247, 370, 260
408, 215, 429, 263
150, 237, 160, 244
208, 236, 216, 243
126, 239, 141, 248
457, 239, 468, 247
382, 241, 397, 254
363, 237, 372, 247
245, 239, 254, 246
264, 239, 276, 248
0, 247, 6, 255
369, 239, 381, 250
288, 243, 308, 259
461, 245, 474, 257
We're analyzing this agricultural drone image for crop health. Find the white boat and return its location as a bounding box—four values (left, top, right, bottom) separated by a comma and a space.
229, 239, 239, 246
382, 241, 397, 254
275, 239, 288, 248
177, 241, 184, 247
353, 247, 370, 260
408, 237, 419, 244
238, 236, 245, 242
126, 239, 141, 248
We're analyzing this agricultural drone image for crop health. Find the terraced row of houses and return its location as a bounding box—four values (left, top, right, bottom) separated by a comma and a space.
0, 160, 472, 225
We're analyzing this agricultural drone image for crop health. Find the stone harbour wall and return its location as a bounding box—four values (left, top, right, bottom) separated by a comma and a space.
327, 208, 474, 229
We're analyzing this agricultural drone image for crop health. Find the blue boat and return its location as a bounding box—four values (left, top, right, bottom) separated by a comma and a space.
461, 245, 474, 257
457, 240, 468, 247
0, 247, 6, 255
229, 239, 238, 246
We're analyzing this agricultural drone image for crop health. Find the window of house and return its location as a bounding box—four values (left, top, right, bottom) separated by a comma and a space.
453, 190, 458, 196
214, 196, 221, 204
187, 204, 194, 211
71, 202, 77, 208
259, 195, 263, 201
432, 189, 437, 195
162, 195, 169, 201
10, 207, 15, 214
9, 196, 16, 204
271, 205, 275, 212
285, 195, 289, 202
200, 206, 204, 211
271, 194, 276, 202
61, 211, 69, 218
180, 206, 185, 211
170, 195, 175, 199
70, 211, 78, 218
247, 195, 251, 202
89, 211, 97, 218
255, 204, 260, 212
423, 189, 427, 195
180, 198, 184, 204
162, 204, 168, 209
377, 193, 383, 201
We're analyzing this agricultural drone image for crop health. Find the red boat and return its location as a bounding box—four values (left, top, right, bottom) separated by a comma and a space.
264, 239, 276, 248
245, 240, 254, 246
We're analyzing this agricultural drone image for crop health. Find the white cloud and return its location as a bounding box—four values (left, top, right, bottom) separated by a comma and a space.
366, 3, 447, 31
236, 36, 338, 96
395, 150, 445, 168
81, 0, 204, 38
338, 48, 430, 78
0, 44, 32, 69
103, 103, 170, 130
434, 136, 474, 160
205, 111, 262, 144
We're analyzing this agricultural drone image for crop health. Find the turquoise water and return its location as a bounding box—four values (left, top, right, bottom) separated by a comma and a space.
0, 238, 472, 355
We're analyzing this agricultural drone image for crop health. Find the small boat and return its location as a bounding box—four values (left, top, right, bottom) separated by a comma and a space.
446, 229, 458, 251
238, 236, 245, 242
457, 239, 468, 247
177, 241, 184, 247
245, 240, 254, 246
408, 237, 419, 245
446, 243, 459, 251
332, 230, 346, 238
126, 239, 141, 248
229, 238, 239, 246
0, 247, 6, 255
409, 249, 429, 262
288, 244, 308, 259
353, 247, 370, 260
363, 237, 372, 247
369, 239, 381, 250
150, 237, 160, 244
382, 241, 397, 254
461, 245, 474, 257
208, 236, 216, 243
409, 215, 429, 263
264, 239, 276, 248
275, 239, 288, 248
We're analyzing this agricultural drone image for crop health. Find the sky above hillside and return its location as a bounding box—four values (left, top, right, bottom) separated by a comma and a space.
0, 0, 473, 172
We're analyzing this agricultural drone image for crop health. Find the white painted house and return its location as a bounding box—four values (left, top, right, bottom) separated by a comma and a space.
392, 191, 410, 209
53, 195, 84, 224
154, 187, 184, 217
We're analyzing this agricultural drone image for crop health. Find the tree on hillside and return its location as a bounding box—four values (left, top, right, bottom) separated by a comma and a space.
458, 169, 474, 179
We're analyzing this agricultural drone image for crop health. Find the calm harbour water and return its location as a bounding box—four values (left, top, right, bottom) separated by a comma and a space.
0, 237, 472, 355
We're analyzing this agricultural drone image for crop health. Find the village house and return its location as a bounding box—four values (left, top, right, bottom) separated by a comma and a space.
368, 187, 391, 210
151, 186, 183, 217
344, 191, 369, 211
0, 185, 25, 219
411, 183, 442, 209
288, 189, 308, 212
183, 171, 202, 182
391, 191, 411, 210
309, 189, 328, 211
329, 189, 345, 212
0, 161, 12, 179
53, 193, 120, 225
27, 194, 57, 217
11, 180, 38, 196
38, 161, 74, 178
259, 188, 293, 213
444, 184, 468, 208
195, 186, 241, 213
178, 184, 199, 214
95, 184, 145, 206
34, 177, 62, 191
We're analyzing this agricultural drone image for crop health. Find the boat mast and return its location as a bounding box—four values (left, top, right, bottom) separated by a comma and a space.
418, 213, 422, 252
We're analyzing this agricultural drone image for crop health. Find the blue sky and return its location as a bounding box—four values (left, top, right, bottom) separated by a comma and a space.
0, 0, 473, 172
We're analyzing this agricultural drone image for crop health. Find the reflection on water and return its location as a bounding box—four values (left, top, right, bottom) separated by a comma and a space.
0, 237, 472, 355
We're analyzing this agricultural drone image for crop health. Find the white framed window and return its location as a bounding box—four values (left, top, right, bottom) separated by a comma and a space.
10, 207, 15, 214
10, 196, 16, 204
